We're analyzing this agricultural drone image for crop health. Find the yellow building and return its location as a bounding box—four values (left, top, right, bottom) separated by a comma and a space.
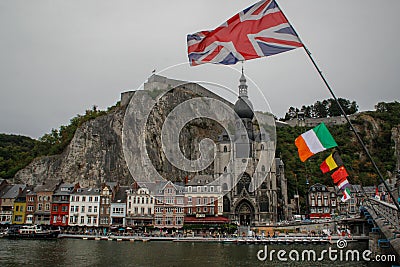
12, 188, 29, 225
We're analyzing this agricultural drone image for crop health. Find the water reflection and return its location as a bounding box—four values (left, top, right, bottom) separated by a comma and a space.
0, 239, 394, 266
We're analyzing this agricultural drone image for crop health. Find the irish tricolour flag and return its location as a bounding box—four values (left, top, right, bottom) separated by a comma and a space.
295, 123, 338, 162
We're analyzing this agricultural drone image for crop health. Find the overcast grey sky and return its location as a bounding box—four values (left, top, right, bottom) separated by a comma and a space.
1, 0, 399, 139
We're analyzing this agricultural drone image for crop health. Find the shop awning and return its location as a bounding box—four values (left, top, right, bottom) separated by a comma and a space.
309, 213, 331, 219
184, 216, 230, 224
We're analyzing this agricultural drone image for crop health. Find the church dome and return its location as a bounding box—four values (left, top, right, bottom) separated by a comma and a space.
234, 96, 254, 119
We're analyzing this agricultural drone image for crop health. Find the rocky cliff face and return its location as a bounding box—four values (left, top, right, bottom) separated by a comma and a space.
14, 107, 129, 187
14, 81, 233, 186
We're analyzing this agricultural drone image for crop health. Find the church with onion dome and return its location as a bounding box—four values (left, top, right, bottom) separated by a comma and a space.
214, 69, 288, 226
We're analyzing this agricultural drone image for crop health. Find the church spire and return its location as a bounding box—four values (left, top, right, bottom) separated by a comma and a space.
239, 65, 248, 98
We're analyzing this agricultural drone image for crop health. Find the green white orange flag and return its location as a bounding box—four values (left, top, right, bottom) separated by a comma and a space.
295, 123, 338, 162
320, 151, 343, 174
341, 187, 351, 202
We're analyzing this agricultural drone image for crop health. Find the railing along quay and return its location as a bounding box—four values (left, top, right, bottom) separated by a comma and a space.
364, 197, 400, 259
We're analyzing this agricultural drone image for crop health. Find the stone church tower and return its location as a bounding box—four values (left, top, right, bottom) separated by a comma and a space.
214, 69, 288, 226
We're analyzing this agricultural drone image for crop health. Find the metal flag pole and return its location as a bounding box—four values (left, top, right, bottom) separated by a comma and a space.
275, 0, 400, 212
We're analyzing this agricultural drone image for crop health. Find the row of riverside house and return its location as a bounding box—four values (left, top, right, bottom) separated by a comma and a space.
0, 176, 226, 232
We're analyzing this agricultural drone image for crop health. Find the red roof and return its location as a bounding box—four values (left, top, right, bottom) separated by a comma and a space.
184, 216, 230, 224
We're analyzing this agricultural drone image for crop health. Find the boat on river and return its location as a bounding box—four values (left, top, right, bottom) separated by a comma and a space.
4, 225, 60, 239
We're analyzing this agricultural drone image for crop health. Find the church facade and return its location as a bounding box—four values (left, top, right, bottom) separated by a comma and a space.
214, 70, 288, 226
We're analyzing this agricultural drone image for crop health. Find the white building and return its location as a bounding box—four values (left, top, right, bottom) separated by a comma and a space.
68, 188, 101, 227
110, 186, 128, 227
126, 184, 154, 228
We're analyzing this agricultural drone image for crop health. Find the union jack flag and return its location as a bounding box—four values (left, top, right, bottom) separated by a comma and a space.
187, 0, 303, 66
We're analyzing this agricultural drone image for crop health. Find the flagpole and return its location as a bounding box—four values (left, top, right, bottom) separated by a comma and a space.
274, 0, 400, 212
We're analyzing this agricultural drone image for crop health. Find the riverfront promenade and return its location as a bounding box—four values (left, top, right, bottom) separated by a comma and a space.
58, 233, 368, 245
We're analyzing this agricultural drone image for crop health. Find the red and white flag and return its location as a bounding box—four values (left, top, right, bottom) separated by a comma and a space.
187, 0, 303, 65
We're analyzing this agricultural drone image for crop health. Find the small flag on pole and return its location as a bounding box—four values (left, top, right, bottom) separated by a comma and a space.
338, 178, 350, 190
295, 123, 338, 162
320, 151, 343, 174
331, 166, 349, 184
341, 187, 351, 202
187, 0, 303, 66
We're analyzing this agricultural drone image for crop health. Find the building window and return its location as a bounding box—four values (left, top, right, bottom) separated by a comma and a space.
53, 206, 58, 212
38, 203, 42, 211
94, 197, 99, 202
80, 216, 84, 224
94, 206, 98, 213
223, 146, 227, 153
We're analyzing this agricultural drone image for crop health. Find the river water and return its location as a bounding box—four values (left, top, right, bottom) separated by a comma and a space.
0, 239, 395, 266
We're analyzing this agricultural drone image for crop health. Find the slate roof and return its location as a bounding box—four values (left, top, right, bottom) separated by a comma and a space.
1, 184, 26, 199
73, 187, 101, 195
34, 180, 60, 193
53, 183, 76, 195
112, 186, 129, 203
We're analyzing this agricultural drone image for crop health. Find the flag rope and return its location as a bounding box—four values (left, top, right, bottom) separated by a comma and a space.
274, 0, 400, 212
